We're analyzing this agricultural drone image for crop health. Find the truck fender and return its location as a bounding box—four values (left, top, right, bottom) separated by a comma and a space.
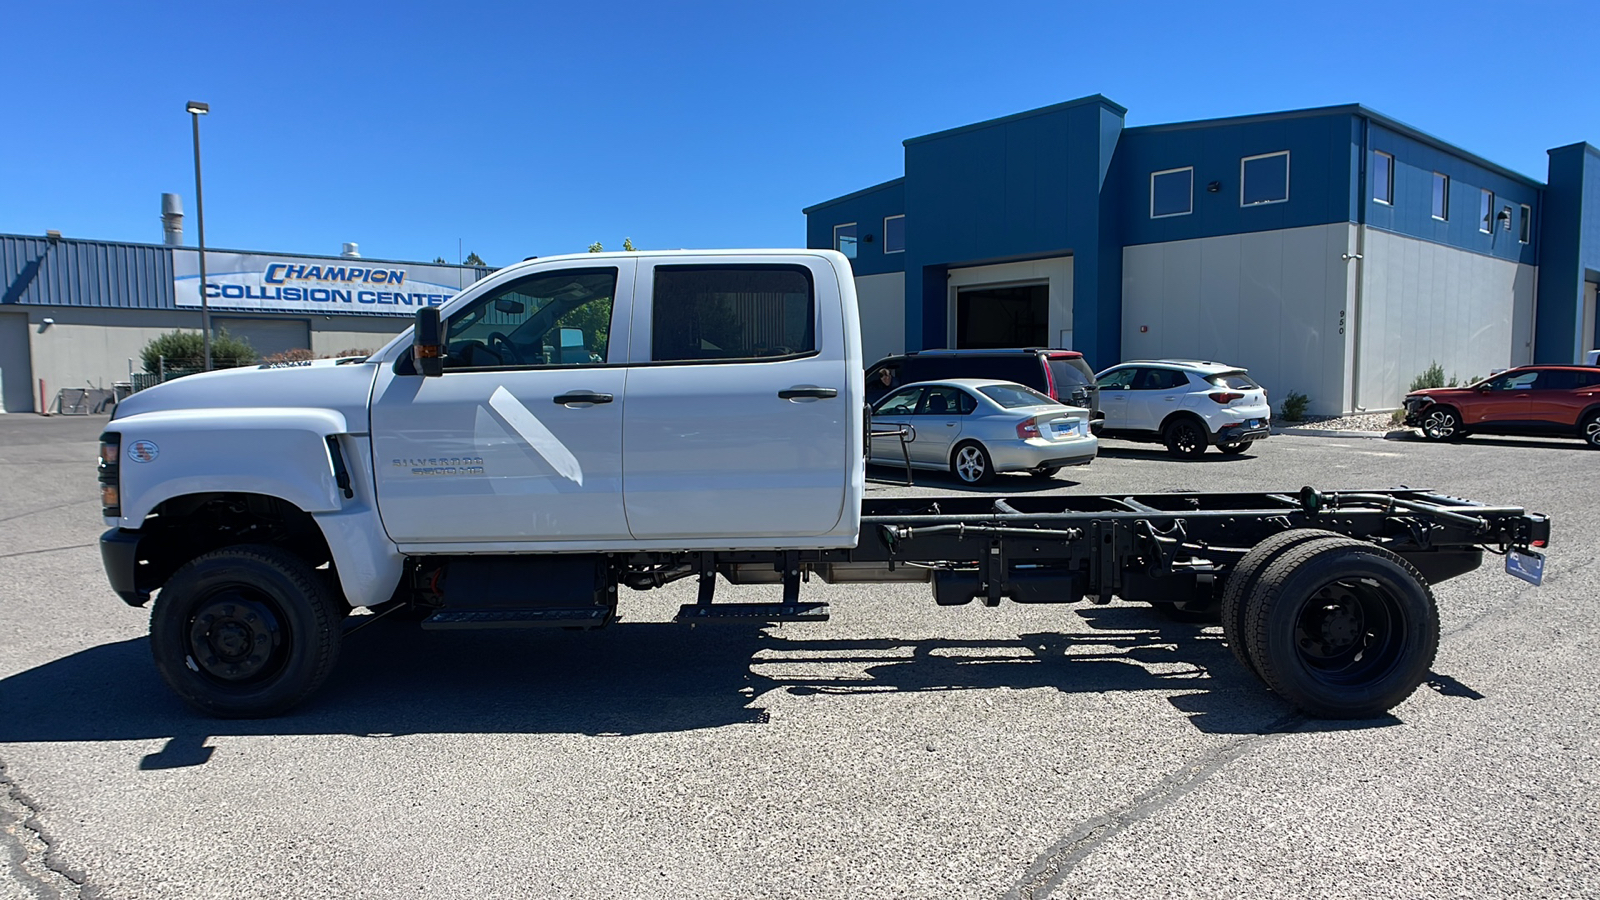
110, 407, 352, 527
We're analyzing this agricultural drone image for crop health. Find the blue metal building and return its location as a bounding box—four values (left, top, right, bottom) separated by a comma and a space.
805, 95, 1600, 415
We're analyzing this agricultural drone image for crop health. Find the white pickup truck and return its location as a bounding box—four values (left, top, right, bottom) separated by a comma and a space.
97, 250, 1548, 720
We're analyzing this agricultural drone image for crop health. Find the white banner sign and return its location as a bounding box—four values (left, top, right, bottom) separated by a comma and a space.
173, 249, 480, 317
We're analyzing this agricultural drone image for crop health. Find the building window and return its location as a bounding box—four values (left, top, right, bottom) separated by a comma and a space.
1373, 152, 1394, 205
1431, 173, 1449, 220
1240, 151, 1289, 206
883, 215, 905, 253
1150, 167, 1194, 218
1479, 190, 1494, 234
833, 223, 857, 259
1519, 204, 1532, 244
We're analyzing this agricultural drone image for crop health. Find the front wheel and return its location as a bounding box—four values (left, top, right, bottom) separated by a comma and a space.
1217, 440, 1252, 455
1162, 418, 1208, 459
1582, 411, 1600, 449
951, 442, 995, 485
1420, 407, 1463, 442
150, 544, 344, 718
1242, 541, 1438, 718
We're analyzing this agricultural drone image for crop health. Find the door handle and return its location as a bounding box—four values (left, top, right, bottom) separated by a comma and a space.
778, 387, 838, 400
552, 391, 613, 405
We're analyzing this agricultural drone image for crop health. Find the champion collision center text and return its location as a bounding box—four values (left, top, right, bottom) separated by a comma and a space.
198, 263, 453, 309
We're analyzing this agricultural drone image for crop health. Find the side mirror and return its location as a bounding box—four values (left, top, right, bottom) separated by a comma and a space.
413, 307, 444, 377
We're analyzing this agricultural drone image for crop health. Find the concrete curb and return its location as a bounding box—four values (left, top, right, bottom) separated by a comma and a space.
1271, 426, 1417, 441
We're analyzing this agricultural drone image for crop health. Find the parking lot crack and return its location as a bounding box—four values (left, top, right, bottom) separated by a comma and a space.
1007, 713, 1305, 900
0, 756, 85, 900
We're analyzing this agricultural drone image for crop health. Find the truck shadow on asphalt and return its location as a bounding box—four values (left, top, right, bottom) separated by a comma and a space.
0, 606, 1427, 768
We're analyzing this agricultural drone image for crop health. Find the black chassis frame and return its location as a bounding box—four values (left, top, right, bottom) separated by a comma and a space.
615, 488, 1548, 615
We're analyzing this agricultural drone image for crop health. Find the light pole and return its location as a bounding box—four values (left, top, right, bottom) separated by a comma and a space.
186, 100, 212, 370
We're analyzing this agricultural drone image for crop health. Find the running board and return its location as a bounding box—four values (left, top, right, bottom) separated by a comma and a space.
422, 608, 612, 629
675, 602, 830, 623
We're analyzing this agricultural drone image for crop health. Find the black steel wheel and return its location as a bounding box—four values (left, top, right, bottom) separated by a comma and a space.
1219, 530, 1360, 675
1582, 412, 1600, 449
1162, 418, 1208, 458
1242, 541, 1438, 718
1420, 407, 1463, 442
951, 442, 995, 485
1217, 440, 1252, 455
1029, 465, 1062, 479
150, 544, 343, 718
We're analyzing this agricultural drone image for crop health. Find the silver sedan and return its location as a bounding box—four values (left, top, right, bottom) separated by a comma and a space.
869, 378, 1097, 485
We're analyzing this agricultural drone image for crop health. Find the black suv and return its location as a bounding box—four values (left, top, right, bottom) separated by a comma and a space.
866, 349, 1102, 426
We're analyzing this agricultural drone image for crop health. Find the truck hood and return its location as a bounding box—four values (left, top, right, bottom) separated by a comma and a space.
113, 358, 380, 429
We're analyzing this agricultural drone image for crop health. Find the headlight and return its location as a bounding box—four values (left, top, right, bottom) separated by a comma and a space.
98, 432, 121, 517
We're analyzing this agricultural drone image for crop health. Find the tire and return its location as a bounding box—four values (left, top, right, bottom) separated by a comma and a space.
1217, 440, 1252, 455
1582, 411, 1600, 449
1419, 407, 1464, 442
1162, 417, 1208, 458
1242, 541, 1439, 719
1029, 465, 1062, 479
951, 442, 995, 485
150, 544, 343, 718
1220, 530, 1360, 675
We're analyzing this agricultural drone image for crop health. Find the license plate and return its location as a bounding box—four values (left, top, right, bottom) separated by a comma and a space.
1247, 419, 1262, 428
1505, 549, 1544, 586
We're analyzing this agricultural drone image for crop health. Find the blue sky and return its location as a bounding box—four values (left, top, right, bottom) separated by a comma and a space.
2, 0, 1594, 266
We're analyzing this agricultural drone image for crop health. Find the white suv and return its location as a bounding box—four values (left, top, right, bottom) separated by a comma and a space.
1093, 360, 1271, 457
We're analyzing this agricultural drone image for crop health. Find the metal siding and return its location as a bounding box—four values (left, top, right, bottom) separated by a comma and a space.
1534, 144, 1600, 362
1117, 113, 1354, 247
0, 236, 175, 309
1363, 124, 1541, 265
803, 180, 905, 278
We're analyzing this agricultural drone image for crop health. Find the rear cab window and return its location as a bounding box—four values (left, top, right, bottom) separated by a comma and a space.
650, 265, 815, 362
978, 383, 1060, 408
1207, 371, 1260, 390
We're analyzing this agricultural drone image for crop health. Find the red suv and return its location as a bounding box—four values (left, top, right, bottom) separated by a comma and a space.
1402, 365, 1600, 448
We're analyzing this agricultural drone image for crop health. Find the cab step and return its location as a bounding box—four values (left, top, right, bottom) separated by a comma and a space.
675, 602, 830, 623
421, 607, 612, 629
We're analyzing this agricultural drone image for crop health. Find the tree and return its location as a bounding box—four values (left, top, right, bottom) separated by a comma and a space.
463, 252, 487, 266
588, 242, 604, 253
587, 238, 637, 252
140, 328, 258, 373
432, 256, 447, 265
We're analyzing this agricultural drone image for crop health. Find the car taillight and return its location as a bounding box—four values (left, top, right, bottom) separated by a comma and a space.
98, 432, 121, 517
1208, 391, 1244, 404
1017, 418, 1041, 439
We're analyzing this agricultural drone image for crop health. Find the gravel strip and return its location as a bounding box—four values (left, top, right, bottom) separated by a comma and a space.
1276, 412, 1404, 433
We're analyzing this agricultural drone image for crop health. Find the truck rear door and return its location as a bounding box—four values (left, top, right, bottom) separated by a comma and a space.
621, 255, 856, 541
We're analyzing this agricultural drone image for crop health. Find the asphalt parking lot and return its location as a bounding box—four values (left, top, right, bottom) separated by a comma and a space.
2, 415, 1595, 899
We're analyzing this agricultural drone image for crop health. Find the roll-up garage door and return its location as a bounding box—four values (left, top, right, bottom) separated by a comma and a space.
213, 317, 311, 361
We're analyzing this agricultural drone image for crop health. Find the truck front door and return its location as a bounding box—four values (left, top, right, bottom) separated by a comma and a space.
622, 257, 853, 541
370, 262, 635, 544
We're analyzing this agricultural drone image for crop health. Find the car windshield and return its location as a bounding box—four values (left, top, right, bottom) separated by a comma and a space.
978, 383, 1060, 408
1207, 371, 1260, 390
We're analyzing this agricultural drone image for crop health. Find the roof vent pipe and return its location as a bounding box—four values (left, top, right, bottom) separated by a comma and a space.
341, 242, 360, 258
161, 193, 184, 246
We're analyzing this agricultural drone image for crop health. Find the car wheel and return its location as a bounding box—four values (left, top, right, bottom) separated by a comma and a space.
951, 442, 995, 485
1029, 465, 1061, 479
1420, 407, 1463, 441
1583, 412, 1600, 449
1217, 440, 1252, 455
149, 544, 343, 718
1162, 418, 1208, 458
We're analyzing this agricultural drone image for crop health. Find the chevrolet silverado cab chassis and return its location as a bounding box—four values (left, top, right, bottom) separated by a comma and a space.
96, 250, 1549, 719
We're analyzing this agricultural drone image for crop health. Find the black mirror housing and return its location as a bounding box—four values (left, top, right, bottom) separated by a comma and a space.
414, 306, 444, 377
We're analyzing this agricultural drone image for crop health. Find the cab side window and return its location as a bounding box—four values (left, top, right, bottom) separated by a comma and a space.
918, 386, 968, 416
443, 268, 617, 371
1487, 371, 1539, 391
652, 265, 815, 362
1532, 370, 1577, 390
1098, 368, 1137, 391
876, 387, 922, 415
